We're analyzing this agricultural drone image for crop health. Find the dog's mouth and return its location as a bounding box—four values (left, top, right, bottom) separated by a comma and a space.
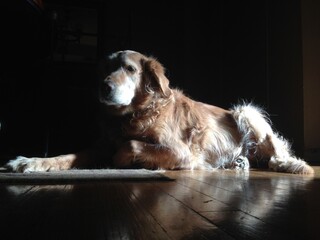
99, 85, 121, 106
99, 91, 119, 106
99, 88, 111, 103
99, 76, 136, 107
99, 96, 112, 105
99, 88, 133, 107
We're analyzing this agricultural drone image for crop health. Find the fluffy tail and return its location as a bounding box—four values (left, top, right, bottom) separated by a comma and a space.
231, 103, 314, 175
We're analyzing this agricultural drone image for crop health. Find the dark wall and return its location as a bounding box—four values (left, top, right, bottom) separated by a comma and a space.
268, 0, 304, 155
1, 0, 52, 158
0, 0, 304, 160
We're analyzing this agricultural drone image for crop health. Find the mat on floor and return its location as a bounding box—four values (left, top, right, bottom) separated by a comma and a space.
0, 169, 173, 183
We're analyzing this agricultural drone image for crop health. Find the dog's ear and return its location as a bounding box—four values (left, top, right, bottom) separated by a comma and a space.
142, 57, 172, 98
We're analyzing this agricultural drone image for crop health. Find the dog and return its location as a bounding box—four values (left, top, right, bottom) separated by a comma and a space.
5, 50, 314, 174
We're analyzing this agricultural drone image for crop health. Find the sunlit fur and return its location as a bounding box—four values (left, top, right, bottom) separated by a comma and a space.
6, 50, 314, 174
100, 50, 313, 174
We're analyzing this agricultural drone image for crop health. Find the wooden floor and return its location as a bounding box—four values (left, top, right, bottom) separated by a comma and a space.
1, 167, 320, 240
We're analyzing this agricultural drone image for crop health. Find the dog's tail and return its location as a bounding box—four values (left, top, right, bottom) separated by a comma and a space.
231, 103, 314, 174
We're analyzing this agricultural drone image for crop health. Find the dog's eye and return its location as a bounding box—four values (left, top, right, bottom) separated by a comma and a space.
125, 65, 136, 73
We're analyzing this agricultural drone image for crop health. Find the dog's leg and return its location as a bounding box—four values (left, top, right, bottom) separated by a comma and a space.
6, 154, 77, 172
5, 152, 90, 173
113, 140, 185, 170
4, 139, 113, 172
5, 140, 112, 172
232, 104, 314, 174
264, 135, 314, 174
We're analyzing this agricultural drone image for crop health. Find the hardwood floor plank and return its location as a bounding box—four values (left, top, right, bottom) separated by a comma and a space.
164, 169, 320, 239
152, 181, 235, 212
1, 167, 320, 239
0, 183, 171, 240
97, 182, 170, 240
165, 170, 315, 220
0, 185, 76, 240
200, 210, 292, 240
0, 184, 34, 209
125, 182, 234, 240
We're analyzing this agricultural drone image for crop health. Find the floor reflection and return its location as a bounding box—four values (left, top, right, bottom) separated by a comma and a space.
1, 170, 318, 240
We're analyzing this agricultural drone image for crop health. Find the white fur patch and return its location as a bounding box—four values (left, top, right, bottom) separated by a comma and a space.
232, 104, 273, 143
104, 76, 136, 106
112, 78, 135, 105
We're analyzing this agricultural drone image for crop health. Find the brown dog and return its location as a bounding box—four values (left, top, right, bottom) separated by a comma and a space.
6, 50, 314, 174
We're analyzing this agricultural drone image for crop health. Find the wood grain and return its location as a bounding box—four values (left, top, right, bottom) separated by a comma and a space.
1, 167, 320, 239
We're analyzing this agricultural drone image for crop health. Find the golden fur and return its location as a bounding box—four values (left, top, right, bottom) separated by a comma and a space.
6, 50, 314, 174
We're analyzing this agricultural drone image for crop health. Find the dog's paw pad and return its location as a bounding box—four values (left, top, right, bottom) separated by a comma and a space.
231, 156, 250, 170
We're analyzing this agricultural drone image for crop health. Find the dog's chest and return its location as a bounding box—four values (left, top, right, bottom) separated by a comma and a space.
121, 117, 159, 144
100, 114, 157, 145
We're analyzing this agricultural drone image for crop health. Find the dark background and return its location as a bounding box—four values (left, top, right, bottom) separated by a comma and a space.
0, 0, 311, 162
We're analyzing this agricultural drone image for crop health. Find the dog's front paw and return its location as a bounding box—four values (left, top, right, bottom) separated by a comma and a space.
5, 156, 49, 173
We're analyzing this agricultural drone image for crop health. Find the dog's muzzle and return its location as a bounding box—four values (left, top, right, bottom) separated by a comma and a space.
100, 80, 114, 102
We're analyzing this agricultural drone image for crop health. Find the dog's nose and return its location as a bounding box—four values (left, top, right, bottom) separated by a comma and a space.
103, 80, 114, 95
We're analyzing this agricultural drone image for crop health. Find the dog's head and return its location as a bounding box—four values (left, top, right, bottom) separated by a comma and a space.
99, 50, 171, 115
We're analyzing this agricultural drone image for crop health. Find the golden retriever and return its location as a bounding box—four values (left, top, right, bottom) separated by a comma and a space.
5, 50, 314, 174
